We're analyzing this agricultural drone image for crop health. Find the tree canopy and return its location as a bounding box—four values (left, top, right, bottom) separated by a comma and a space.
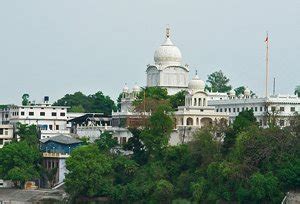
53, 91, 117, 115
206, 70, 232, 93
64, 102, 299, 203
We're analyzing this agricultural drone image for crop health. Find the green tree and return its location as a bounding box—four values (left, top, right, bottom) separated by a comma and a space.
169, 90, 187, 110
206, 70, 232, 93
0, 141, 41, 188
249, 172, 283, 203
152, 179, 174, 203
235, 86, 255, 96
21, 94, 30, 106
65, 145, 113, 198
95, 131, 118, 152
16, 123, 39, 146
53, 91, 116, 115
141, 104, 173, 158
232, 109, 257, 133
295, 85, 300, 97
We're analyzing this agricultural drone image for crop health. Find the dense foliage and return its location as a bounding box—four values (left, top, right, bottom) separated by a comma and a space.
53, 91, 117, 115
0, 124, 41, 188
65, 108, 300, 203
206, 70, 232, 93
295, 85, 300, 97
132, 87, 186, 111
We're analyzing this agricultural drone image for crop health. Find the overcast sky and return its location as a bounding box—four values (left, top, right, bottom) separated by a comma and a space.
0, 0, 299, 104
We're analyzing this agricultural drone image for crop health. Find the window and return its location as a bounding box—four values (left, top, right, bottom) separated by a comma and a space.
246, 107, 249, 111
0, 139, 3, 145
228, 108, 231, 113
220, 108, 223, 112
280, 107, 285, 112
56, 125, 59, 130
271, 106, 276, 112
60, 112, 65, 116
224, 108, 227, 112
260, 107, 263, 111
279, 120, 285, 127
233, 108, 236, 112
29, 112, 34, 116
291, 107, 295, 112
49, 125, 53, 130
259, 119, 263, 126
255, 107, 258, 112
237, 108, 240, 112
52, 112, 57, 116
0, 129, 3, 135
216, 109, 219, 112
242, 107, 245, 111
40, 112, 45, 116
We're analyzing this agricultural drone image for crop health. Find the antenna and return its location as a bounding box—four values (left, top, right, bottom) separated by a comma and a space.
166, 25, 170, 38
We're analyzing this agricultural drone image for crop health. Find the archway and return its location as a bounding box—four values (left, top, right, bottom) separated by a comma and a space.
201, 117, 213, 127
186, 117, 193, 126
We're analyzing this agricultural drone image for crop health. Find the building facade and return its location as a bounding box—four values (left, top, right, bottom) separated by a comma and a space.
40, 134, 82, 187
6, 97, 69, 139
146, 28, 189, 95
209, 89, 300, 127
0, 124, 14, 148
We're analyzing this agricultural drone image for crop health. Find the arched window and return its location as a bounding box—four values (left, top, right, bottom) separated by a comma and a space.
187, 117, 193, 126
194, 98, 197, 106
203, 98, 206, 106
198, 98, 202, 106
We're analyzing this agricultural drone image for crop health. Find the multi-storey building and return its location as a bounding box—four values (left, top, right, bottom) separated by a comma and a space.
208, 89, 300, 127
5, 97, 70, 139
0, 124, 14, 148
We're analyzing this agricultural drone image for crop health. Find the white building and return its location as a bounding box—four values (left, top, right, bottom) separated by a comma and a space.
146, 27, 189, 95
208, 88, 300, 127
6, 97, 70, 139
0, 124, 14, 148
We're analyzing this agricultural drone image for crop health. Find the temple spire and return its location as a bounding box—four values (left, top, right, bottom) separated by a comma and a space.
166, 25, 170, 38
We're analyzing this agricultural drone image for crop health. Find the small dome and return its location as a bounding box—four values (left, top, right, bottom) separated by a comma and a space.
123, 84, 129, 93
229, 89, 236, 96
154, 29, 182, 66
244, 87, 251, 96
188, 74, 205, 92
132, 84, 141, 92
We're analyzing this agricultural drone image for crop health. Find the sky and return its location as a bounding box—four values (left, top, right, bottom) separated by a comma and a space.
0, 0, 299, 104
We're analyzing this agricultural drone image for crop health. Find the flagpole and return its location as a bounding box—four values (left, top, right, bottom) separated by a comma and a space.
265, 32, 269, 98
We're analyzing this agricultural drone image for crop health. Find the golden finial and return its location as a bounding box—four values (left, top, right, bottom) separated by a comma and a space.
166, 25, 170, 38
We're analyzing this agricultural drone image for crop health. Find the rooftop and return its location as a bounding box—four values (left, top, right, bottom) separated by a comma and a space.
40, 134, 82, 145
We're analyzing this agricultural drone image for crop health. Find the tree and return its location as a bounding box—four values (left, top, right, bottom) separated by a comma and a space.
53, 91, 117, 115
95, 131, 118, 152
152, 179, 174, 203
65, 145, 113, 198
234, 86, 255, 96
16, 123, 39, 146
206, 70, 232, 93
141, 104, 173, 158
21, 94, 30, 106
232, 110, 257, 133
249, 172, 283, 203
169, 90, 187, 110
0, 141, 41, 188
295, 85, 300, 97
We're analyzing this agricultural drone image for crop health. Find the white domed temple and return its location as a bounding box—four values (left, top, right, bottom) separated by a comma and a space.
146, 27, 189, 95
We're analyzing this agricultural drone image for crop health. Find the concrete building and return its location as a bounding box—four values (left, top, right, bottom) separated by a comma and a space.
5, 97, 70, 139
146, 27, 190, 95
40, 134, 82, 187
0, 124, 14, 148
208, 89, 300, 127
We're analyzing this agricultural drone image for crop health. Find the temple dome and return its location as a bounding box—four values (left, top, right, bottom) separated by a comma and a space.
188, 74, 205, 92
123, 84, 129, 93
244, 87, 251, 96
132, 84, 141, 92
154, 29, 182, 66
229, 89, 236, 96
